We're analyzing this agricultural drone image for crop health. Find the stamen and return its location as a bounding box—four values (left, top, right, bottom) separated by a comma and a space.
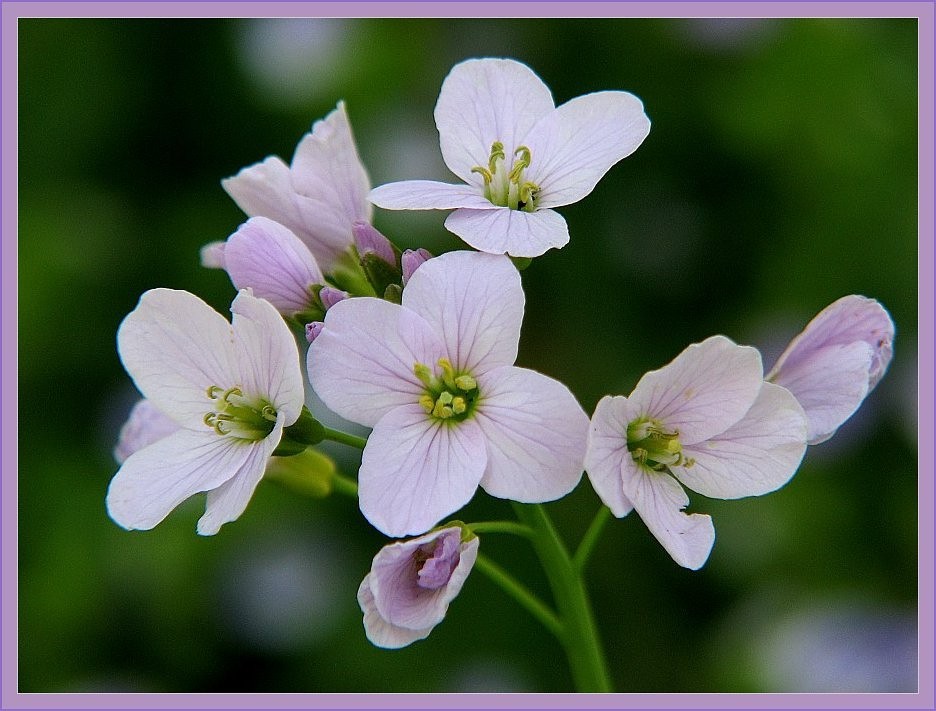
452, 397, 467, 415
437, 358, 457, 390
419, 394, 436, 413
204, 412, 217, 427
437, 391, 453, 405
214, 420, 231, 436
222, 387, 243, 403
471, 166, 493, 185
414, 363, 435, 389
261, 405, 278, 422
207, 385, 223, 400
454, 375, 477, 391
488, 141, 505, 172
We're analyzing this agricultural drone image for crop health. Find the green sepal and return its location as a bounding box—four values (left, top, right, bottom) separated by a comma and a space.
510, 256, 533, 271
362, 251, 403, 297
383, 283, 403, 304
281, 406, 327, 446
264, 448, 336, 498
329, 248, 377, 296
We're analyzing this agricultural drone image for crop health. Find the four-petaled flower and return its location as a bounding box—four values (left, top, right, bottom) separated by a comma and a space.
767, 295, 895, 444
107, 289, 305, 535
585, 336, 808, 569
369, 57, 651, 258
358, 525, 479, 648
308, 250, 589, 537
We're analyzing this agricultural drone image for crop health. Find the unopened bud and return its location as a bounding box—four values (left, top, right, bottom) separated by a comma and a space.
319, 286, 349, 310
401, 248, 433, 285
305, 321, 325, 343
353, 220, 397, 266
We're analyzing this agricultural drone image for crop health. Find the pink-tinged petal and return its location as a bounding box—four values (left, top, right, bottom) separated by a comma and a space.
629, 335, 763, 446
444, 207, 570, 258
106, 429, 251, 531
224, 217, 324, 316
583, 395, 637, 518
624, 464, 715, 570
525, 91, 651, 209
199, 240, 226, 269
402, 251, 523, 375
196, 416, 285, 535
222, 155, 296, 229
358, 575, 433, 649
308, 298, 446, 427
677, 382, 808, 499
113, 399, 180, 464
474, 366, 588, 502
369, 181, 495, 210
358, 405, 487, 537
434, 58, 555, 184
230, 290, 305, 425
771, 341, 873, 444
117, 289, 239, 427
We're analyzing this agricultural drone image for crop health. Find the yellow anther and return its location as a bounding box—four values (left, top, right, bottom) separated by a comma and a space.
514, 145, 531, 165
454, 375, 477, 391
222, 387, 243, 403
452, 397, 467, 415
214, 420, 231, 436
471, 166, 493, 185
207, 385, 223, 400
438, 391, 453, 405
419, 394, 436, 413
414, 362, 434, 388
204, 412, 217, 427
437, 358, 457, 390
261, 405, 278, 422
488, 141, 506, 172
518, 181, 539, 206
432, 401, 454, 419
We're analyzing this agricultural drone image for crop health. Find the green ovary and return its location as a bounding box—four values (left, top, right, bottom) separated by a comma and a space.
415, 359, 479, 422
203, 385, 277, 441
626, 417, 694, 471
471, 142, 540, 212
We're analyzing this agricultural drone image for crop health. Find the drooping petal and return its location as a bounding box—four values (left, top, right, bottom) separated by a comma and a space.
401, 251, 523, 375
308, 298, 446, 427
117, 289, 239, 427
113, 399, 180, 464
106, 429, 251, 531
677, 382, 808, 499
524, 91, 651, 209
623, 463, 715, 570
223, 217, 324, 316
199, 240, 227, 269
629, 335, 763, 446
358, 575, 433, 649
474, 365, 588, 503
230, 290, 305, 425
358, 404, 487, 537
369, 180, 495, 210
196, 416, 285, 535
770, 341, 873, 444
444, 206, 570, 258
583, 395, 637, 518
434, 57, 555, 184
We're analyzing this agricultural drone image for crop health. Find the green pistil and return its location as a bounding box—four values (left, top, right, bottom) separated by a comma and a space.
626, 417, 694, 471
204, 385, 277, 441
471, 141, 540, 212
415, 358, 479, 422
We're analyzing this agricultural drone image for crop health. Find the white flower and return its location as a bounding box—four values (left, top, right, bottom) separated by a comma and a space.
307, 250, 589, 537
585, 336, 808, 569
369, 57, 651, 258
106, 289, 305, 535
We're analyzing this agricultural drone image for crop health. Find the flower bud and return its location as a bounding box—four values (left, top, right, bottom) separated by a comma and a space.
401, 248, 432, 286
353, 220, 397, 266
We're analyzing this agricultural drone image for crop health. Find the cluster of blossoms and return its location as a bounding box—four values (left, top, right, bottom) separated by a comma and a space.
107, 58, 894, 659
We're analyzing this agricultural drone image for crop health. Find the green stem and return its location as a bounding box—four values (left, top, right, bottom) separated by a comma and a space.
330, 472, 359, 498
474, 553, 563, 640
573, 506, 612, 571
321, 426, 368, 450
513, 503, 612, 692
466, 521, 534, 538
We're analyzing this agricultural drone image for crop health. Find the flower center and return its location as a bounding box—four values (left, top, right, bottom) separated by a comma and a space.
413, 530, 460, 590
414, 358, 479, 422
471, 141, 540, 212
203, 385, 278, 441
626, 417, 695, 471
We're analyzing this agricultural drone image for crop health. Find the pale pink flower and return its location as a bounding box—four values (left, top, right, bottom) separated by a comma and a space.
113, 399, 180, 464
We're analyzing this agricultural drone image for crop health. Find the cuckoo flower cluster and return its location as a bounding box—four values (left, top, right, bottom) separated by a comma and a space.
107, 57, 895, 659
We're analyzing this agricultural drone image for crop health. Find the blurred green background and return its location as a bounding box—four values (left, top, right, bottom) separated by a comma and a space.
18, 18, 918, 693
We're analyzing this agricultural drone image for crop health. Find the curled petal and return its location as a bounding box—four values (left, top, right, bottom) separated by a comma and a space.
584, 395, 637, 518
358, 576, 433, 649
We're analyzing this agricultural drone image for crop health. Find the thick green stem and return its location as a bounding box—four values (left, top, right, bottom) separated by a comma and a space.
474, 553, 563, 640
513, 503, 612, 692
466, 521, 534, 538
321, 426, 368, 450
573, 506, 612, 571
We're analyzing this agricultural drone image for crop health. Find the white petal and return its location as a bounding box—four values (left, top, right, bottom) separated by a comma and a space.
402, 251, 523, 375
224, 217, 324, 316
624, 464, 715, 570
629, 335, 763, 445
106, 429, 250, 531
525, 91, 651, 209
197, 416, 284, 535
434, 57, 555, 183
358, 575, 433, 649
230, 290, 305, 425
583, 395, 636, 517
113, 399, 180, 464
222, 155, 297, 228
308, 298, 446, 427
369, 181, 495, 210
474, 366, 588, 502
199, 240, 227, 269
771, 341, 873, 444
444, 206, 570, 258
358, 404, 487, 537
677, 382, 808, 499
117, 289, 239, 426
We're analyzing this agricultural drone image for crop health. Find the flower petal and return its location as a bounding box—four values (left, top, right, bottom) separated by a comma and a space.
223, 217, 324, 316
230, 290, 305, 425
358, 575, 433, 649
199, 240, 227, 269
629, 335, 763, 446
113, 399, 180, 464
106, 429, 250, 531
369, 180, 495, 210
434, 58, 555, 184
677, 382, 807, 499
222, 155, 298, 230
444, 206, 570, 258
358, 404, 487, 537
525, 91, 651, 209
117, 289, 239, 426
583, 395, 637, 517
402, 251, 523, 374
474, 366, 588, 502
624, 464, 715, 570
308, 298, 446, 427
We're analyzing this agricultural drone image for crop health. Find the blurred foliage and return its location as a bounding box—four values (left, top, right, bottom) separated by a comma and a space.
18, 18, 917, 693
